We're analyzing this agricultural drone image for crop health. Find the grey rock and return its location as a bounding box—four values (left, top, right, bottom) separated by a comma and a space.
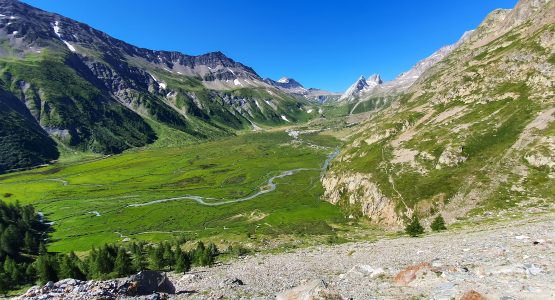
128, 270, 176, 295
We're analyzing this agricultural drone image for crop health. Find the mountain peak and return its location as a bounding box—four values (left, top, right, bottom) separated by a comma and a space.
367, 74, 383, 85
339, 75, 371, 101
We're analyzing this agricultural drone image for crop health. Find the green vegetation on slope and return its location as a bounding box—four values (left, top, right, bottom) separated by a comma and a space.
0, 88, 59, 173
0, 51, 157, 156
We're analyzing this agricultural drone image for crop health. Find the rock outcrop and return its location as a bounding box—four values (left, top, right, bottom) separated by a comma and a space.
17, 271, 176, 300
322, 171, 402, 226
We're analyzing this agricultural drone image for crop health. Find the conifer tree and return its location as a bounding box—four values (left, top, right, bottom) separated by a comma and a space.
114, 247, 133, 277
59, 252, 86, 280
162, 243, 175, 269
405, 215, 424, 237
175, 250, 191, 274
431, 214, 447, 231
131, 244, 147, 272
148, 246, 164, 270
36, 254, 58, 284
24, 232, 37, 253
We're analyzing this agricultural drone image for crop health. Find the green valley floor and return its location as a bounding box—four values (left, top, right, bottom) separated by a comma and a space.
0, 130, 351, 253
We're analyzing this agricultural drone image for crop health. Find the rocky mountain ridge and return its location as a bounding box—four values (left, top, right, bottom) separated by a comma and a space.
323, 0, 555, 226
265, 76, 340, 103
338, 30, 474, 103
0, 0, 314, 172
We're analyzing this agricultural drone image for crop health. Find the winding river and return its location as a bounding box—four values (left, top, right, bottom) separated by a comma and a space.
127, 148, 339, 208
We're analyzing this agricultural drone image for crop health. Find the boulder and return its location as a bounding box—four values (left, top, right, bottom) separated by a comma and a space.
127, 270, 176, 296
393, 262, 433, 285
346, 264, 385, 278
276, 279, 343, 300
220, 277, 244, 288
460, 290, 487, 300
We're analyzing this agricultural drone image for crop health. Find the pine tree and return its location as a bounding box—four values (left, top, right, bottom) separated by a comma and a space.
24, 232, 37, 254
405, 215, 424, 237
431, 214, 447, 231
36, 254, 58, 284
207, 242, 219, 256
148, 246, 164, 270
0, 225, 20, 256
132, 251, 146, 272
190, 241, 205, 266
198, 248, 215, 267
25, 263, 36, 282
0, 271, 8, 295
114, 247, 133, 277
3, 256, 20, 283
59, 252, 86, 280
38, 242, 48, 255
86, 247, 98, 277
162, 243, 175, 269
175, 250, 191, 274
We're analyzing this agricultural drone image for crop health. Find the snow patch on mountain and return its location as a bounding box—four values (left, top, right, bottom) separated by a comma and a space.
149, 74, 167, 89
52, 21, 76, 52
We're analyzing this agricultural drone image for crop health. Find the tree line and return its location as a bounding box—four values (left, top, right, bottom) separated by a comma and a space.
33, 240, 219, 286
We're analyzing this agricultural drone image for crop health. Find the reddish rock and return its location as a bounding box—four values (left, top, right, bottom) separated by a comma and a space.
460, 290, 486, 300
393, 262, 432, 285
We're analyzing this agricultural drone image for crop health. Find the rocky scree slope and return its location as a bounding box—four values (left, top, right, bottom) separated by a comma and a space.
0, 0, 310, 172
323, 0, 555, 227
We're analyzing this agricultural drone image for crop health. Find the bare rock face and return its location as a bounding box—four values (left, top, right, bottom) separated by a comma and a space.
276, 279, 343, 300
322, 171, 402, 226
437, 145, 467, 168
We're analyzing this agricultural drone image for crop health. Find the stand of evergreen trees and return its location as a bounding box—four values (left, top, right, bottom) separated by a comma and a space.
0, 200, 49, 293
0, 200, 220, 294
32, 240, 219, 285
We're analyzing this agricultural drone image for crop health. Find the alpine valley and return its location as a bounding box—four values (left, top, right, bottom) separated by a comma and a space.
0, 0, 554, 299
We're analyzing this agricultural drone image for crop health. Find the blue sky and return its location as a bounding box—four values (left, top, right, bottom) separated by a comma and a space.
24, 0, 517, 92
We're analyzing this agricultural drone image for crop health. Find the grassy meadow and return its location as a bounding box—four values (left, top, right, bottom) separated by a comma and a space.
0, 130, 349, 253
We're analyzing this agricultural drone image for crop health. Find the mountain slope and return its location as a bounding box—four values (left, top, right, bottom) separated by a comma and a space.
0, 0, 310, 172
323, 0, 555, 226
0, 86, 58, 172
